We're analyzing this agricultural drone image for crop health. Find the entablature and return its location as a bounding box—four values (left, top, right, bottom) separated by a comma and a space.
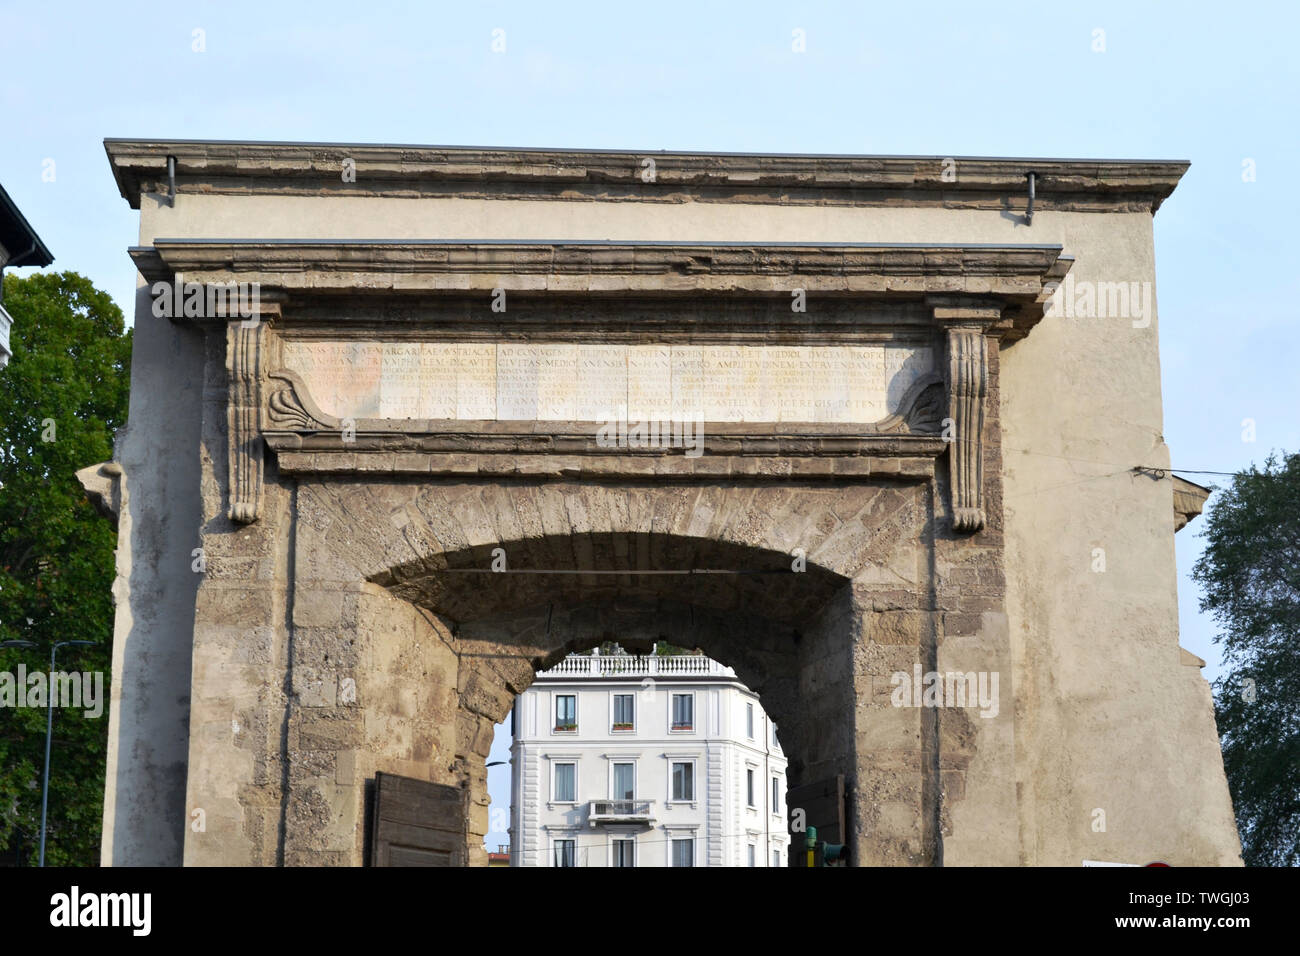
129, 239, 1072, 534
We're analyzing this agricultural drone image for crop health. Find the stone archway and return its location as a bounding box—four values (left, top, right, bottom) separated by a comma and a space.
97, 141, 1244, 869
281, 479, 936, 865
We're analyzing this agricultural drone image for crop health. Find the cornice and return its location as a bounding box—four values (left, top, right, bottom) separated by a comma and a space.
131, 239, 1067, 330
132, 239, 1070, 341
104, 139, 1188, 213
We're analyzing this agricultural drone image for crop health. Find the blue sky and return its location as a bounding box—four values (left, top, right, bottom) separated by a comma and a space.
3, 1, 1295, 853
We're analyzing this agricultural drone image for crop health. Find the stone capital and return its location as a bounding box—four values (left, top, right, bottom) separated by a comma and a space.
926, 295, 1005, 327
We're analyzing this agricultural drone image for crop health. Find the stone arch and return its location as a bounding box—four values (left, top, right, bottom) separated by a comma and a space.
295, 479, 926, 592
380, 530, 851, 857
279, 476, 940, 865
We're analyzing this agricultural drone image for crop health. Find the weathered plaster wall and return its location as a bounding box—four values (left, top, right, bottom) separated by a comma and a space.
996, 214, 1242, 865
100, 268, 203, 866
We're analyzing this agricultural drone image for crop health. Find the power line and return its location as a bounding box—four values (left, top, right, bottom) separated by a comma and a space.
952, 433, 1250, 479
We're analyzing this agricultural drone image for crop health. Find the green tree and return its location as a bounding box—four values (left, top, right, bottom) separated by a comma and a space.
654, 641, 694, 656
1191, 451, 1300, 867
0, 271, 131, 865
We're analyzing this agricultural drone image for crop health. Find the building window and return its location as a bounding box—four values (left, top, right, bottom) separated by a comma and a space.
671, 838, 694, 867
773, 849, 781, 868
553, 839, 575, 867
555, 694, 577, 732
746, 768, 755, 807
671, 761, 694, 801
671, 693, 694, 731
613, 762, 635, 800
772, 776, 780, 813
771, 723, 780, 749
748, 844, 756, 867
612, 693, 634, 731
553, 762, 576, 803
612, 838, 635, 868
746, 702, 754, 738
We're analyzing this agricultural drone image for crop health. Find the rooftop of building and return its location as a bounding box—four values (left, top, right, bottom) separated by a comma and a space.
0, 182, 54, 268
533, 650, 738, 682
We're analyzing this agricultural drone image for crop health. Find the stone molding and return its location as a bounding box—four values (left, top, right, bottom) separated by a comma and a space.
131, 240, 1071, 341
105, 139, 1188, 213
268, 447, 944, 481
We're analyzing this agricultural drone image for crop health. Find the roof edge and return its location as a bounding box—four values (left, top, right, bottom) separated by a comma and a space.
103, 139, 1189, 214
0, 183, 54, 267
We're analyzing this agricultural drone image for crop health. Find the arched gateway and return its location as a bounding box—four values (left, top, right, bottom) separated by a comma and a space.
89, 141, 1242, 866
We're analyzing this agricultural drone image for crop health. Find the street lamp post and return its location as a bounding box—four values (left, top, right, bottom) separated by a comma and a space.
2, 638, 96, 866
38, 641, 96, 866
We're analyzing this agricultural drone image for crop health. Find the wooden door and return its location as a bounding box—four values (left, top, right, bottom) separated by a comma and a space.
368, 772, 468, 867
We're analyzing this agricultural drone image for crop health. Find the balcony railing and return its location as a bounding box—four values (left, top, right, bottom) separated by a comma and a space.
0, 303, 12, 368
539, 654, 735, 679
588, 800, 655, 826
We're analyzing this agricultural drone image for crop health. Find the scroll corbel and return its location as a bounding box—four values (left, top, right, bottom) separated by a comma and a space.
929, 296, 1001, 534
227, 321, 265, 523
946, 327, 988, 533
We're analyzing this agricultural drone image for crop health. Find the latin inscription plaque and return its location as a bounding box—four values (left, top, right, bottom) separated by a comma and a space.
281, 341, 934, 424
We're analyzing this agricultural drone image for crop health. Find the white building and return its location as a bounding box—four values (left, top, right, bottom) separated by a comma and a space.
509, 649, 789, 867
0, 181, 55, 367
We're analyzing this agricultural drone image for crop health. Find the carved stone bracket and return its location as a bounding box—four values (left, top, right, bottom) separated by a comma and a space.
227, 322, 266, 523
266, 369, 336, 430
946, 328, 989, 533
76, 461, 125, 527
927, 295, 1002, 534
878, 375, 946, 435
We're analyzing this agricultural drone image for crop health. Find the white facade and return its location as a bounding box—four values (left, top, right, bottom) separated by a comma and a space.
509, 651, 789, 867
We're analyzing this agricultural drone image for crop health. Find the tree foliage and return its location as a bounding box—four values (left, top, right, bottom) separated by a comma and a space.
1191, 451, 1300, 866
0, 271, 131, 865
